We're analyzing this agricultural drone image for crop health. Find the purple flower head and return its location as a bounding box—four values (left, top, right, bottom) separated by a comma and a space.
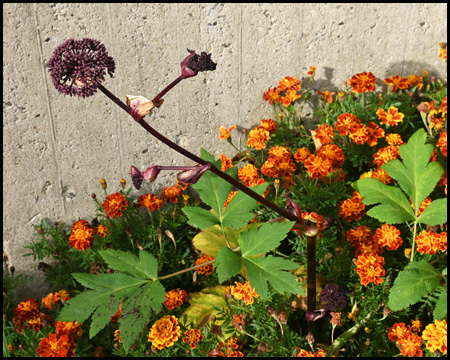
177, 163, 211, 185
47, 38, 115, 98
319, 284, 348, 312
180, 49, 217, 79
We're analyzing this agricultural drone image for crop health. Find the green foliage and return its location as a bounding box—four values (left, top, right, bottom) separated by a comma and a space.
58, 249, 165, 353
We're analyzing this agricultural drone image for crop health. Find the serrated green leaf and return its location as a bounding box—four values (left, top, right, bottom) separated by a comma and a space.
239, 221, 294, 256
244, 256, 303, 299
416, 198, 448, 226
215, 247, 243, 283
193, 169, 231, 216
119, 281, 166, 352
182, 206, 220, 229
366, 204, 416, 224
434, 285, 447, 321
71, 272, 145, 291
382, 129, 443, 214
99, 249, 156, 280
387, 260, 442, 311
135, 250, 159, 279
90, 292, 125, 338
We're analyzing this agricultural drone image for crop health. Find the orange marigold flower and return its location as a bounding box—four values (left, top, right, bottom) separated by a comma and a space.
416, 230, 446, 254
407, 75, 424, 90
69, 219, 94, 251
259, 119, 277, 135
36, 333, 75, 357
366, 122, 385, 147
294, 147, 311, 162
94, 224, 109, 238
224, 191, 238, 208
339, 192, 366, 222
411, 319, 423, 332
439, 96, 447, 118
277, 76, 302, 91
57, 290, 70, 302
238, 164, 259, 185
422, 319, 447, 355
410, 196, 432, 217
308, 66, 317, 78
55, 320, 82, 340
398, 331, 423, 357
137, 193, 163, 211
263, 87, 281, 105
102, 192, 128, 218
161, 185, 182, 204
388, 322, 410, 342
436, 131, 447, 157
438, 44, 447, 61
373, 224, 403, 250
230, 281, 259, 305
347, 72, 377, 93
114, 329, 122, 343
195, 254, 214, 275
384, 75, 409, 92
220, 153, 233, 171
148, 315, 181, 350
164, 289, 188, 310
348, 123, 369, 145
373, 145, 399, 168
182, 329, 204, 349
219, 125, 237, 140
371, 168, 393, 184
281, 88, 301, 107
317, 144, 345, 167
385, 133, 403, 146
42, 292, 58, 311
376, 106, 404, 126
346, 226, 373, 248
247, 127, 270, 150
314, 124, 334, 145
316, 89, 335, 103
335, 113, 359, 136
294, 348, 326, 357
303, 154, 333, 179
355, 254, 385, 286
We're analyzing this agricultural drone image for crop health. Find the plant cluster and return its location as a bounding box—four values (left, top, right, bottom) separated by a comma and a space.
3, 39, 447, 357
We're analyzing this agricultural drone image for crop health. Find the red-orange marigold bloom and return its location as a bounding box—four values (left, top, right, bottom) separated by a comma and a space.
366, 122, 385, 147
384, 75, 409, 92
55, 320, 83, 340
335, 113, 359, 136
346, 226, 373, 248
416, 230, 446, 254
439, 96, 447, 118
220, 153, 234, 171
388, 323, 411, 342
102, 192, 128, 218
238, 164, 259, 185
137, 193, 163, 211
398, 332, 423, 357
161, 185, 182, 204
195, 254, 215, 275
316, 89, 335, 103
385, 133, 403, 146
164, 289, 188, 310
42, 292, 58, 311
317, 144, 345, 167
294, 147, 311, 162
69, 219, 94, 251
263, 87, 281, 105
247, 128, 270, 150
339, 192, 366, 222
224, 191, 237, 208
355, 254, 385, 286
373, 145, 399, 168
230, 281, 259, 305
277, 76, 301, 91
259, 119, 277, 135
422, 319, 447, 355
148, 315, 181, 350
218, 125, 237, 140
376, 106, 405, 126
436, 131, 447, 157
347, 72, 377, 93
373, 224, 403, 250
36, 333, 76, 357
14, 299, 40, 322
94, 224, 109, 238
182, 329, 204, 349
303, 154, 333, 179
348, 123, 369, 145
371, 168, 394, 184
314, 124, 334, 145
294, 348, 326, 357
407, 75, 424, 90
281, 88, 301, 107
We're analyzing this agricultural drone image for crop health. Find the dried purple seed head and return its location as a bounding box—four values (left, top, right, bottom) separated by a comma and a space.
319, 284, 348, 312
130, 166, 144, 190
47, 38, 115, 98
180, 49, 216, 79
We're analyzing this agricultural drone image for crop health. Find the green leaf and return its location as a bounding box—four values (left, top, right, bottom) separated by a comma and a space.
182, 207, 220, 229
416, 198, 448, 226
434, 284, 447, 321
99, 249, 158, 280
387, 260, 442, 311
239, 221, 294, 256
382, 129, 443, 214
135, 250, 159, 280
244, 256, 303, 299
352, 178, 414, 223
215, 247, 243, 283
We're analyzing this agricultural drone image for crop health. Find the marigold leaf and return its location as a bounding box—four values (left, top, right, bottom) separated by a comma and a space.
387, 260, 442, 311
215, 247, 243, 283
415, 198, 448, 226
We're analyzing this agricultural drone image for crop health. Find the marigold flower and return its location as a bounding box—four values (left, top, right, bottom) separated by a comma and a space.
385, 133, 403, 146
355, 254, 385, 286
373, 145, 399, 168
137, 193, 162, 212
346, 226, 373, 248
388, 323, 410, 342
42, 292, 58, 311
407, 75, 424, 90
348, 123, 369, 145
164, 289, 188, 310
438, 43, 447, 61
259, 119, 277, 135
231, 313, 248, 331
436, 131, 447, 157
219, 125, 237, 140
373, 224, 403, 250
220, 153, 233, 171
366, 122, 385, 147
238, 164, 259, 185
416, 230, 446, 254
102, 193, 128, 218
47, 38, 115, 98
335, 113, 359, 136
224, 191, 238, 208
161, 185, 182, 204
384, 75, 409, 92
339, 192, 366, 222
439, 96, 447, 118
347, 72, 377, 93
247, 127, 270, 150
294, 348, 326, 357
195, 254, 214, 275
376, 106, 405, 126
371, 168, 393, 184
263, 87, 281, 105
261, 147, 297, 179
277, 76, 302, 91
303, 154, 333, 179
114, 329, 122, 343
69, 219, 94, 250
316, 144, 345, 167
281, 88, 301, 107
55, 320, 82, 340
314, 124, 334, 145
422, 319, 447, 355
182, 329, 204, 349
36, 333, 76, 357
316, 89, 335, 103
411, 319, 423, 332
410, 196, 432, 217
398, 331, 423, 357
294, 147, 311, 162
230, 281, 259, 305
308, 66, 317, 78
94, 224, 109, 238
148, 315, 181, 350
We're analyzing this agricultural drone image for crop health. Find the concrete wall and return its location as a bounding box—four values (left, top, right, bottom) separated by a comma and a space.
3, 3, 447, 299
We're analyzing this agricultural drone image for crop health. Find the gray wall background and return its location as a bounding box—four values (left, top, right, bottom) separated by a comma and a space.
3, 3, 447, 299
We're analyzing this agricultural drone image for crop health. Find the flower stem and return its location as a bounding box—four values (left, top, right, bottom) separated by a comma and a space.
157, 259, 215, 281
151, 75, 184, 104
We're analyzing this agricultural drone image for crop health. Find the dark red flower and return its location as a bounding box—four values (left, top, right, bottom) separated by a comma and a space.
180, 49, 216, 79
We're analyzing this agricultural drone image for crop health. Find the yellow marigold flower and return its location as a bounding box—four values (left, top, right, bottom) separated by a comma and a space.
347, 72, 377, 93
238, 164, 259, 185
411, 319, 422, 332
247, 128, 270, 150
69, 219, 94, 250
438, 43, 447, 61
195, 254, 214, 275
294, 147, 311, 162
220, 153, 233, 171
164, 289, 188, 310
384, 75, 409, 92
339, 192, 366, 222
373, 146, 399, 168
259, 119, 277, 135
182, 329, 204, 349
230, 280, 259, 305
373, 224, 403, 250
102, 193, 128, 218
376, 106, 404, 126
148, 315, 181, 350
385, 133, 403, 145
422, 319, 447, 355
219, 125, 236, 140
355, 254, 385, 286
137, 193, 163, 211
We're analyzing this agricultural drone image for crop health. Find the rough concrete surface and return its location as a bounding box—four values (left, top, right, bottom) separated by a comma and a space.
3, 3, 447, 300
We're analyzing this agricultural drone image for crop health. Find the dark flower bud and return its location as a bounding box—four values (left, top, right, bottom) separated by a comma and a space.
143, 166, 161, 183
285, 195, 304, 224
177, 163, 211, 185
130, 166, 144, 190
180, 49, 217, 79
